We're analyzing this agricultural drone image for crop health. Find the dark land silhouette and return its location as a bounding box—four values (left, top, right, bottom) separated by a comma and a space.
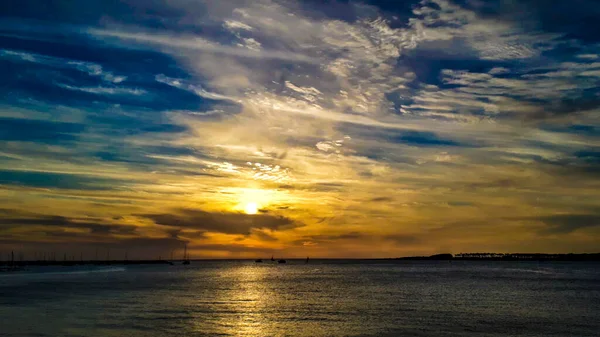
2, 253, 600, 270
0, 259, 174, 269
395, 253, 600, 261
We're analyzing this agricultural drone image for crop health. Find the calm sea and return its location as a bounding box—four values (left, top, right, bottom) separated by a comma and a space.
1, 260, 599, 336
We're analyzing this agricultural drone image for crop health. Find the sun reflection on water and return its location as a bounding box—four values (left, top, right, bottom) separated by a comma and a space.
191, 265, 271, 336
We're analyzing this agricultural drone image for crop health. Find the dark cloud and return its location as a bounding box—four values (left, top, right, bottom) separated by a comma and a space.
384, 234, 421, 245
251, 229, 278, 242
93, 150, 160, 165
91, 144, 224, 178
0, 209, 193, 259
134, 123, 188, 134
392, 131, 466, 147
539, 151, 600, 178
0, 237, 186, 261
574, 150, 600, 165
532, 214, 600, 234
0, 214, 137, 236
370, 196, 394, 202
141, 209, 300, 235
0, 169, 127, 190
523, 98, 600, 122
322, 232, 365, 240
568, 125, 600, 137
277, 182, 346, 192
0, 117, 84, 143
144, 145, 199, 157
311, 182, 346, 192
0, 208, 24, 216
189, 243, 278, 254
294, 232, 366, 245
339, 123, 475, 148
294, 232, 422, 247
503, 213, 600, 235
544, 125, 600, 138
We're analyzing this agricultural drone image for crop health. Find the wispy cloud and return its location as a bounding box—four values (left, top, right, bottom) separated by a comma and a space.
57, 83, 146, 96
88, 28, 319, 64
155, 74, 237, 102
0, 49, 127, 83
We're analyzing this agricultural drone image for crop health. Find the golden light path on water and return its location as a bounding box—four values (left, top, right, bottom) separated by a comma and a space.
190, 265, 271, 336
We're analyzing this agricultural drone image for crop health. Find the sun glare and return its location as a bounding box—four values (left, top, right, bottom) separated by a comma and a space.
227, 187, 283, 214
245, 202, 258, 214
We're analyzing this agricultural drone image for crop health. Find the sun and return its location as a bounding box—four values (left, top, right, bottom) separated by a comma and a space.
244, 202, 258, 214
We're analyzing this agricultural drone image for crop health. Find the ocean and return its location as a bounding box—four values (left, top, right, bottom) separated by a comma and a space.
1, 260, 599, 336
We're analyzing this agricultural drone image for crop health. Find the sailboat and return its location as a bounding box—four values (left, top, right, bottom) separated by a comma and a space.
271, 255, 275, 262
1, 251, 22, 272
182, 244, 191, 265
305, 256, 309, 264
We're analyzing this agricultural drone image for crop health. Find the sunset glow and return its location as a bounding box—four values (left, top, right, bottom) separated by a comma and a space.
0, 0, 599, 259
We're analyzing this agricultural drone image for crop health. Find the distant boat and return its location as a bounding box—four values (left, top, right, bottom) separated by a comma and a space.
271, 255, 275, 262
305, 256, 309, 264
182, 244, 191, 265
278, 259, 286, 264
255, 259, 263, 263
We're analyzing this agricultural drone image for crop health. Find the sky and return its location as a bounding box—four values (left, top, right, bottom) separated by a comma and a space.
1, 0, 599, 259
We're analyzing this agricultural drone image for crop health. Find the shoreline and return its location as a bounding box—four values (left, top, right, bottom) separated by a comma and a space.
2, 253, 600, 267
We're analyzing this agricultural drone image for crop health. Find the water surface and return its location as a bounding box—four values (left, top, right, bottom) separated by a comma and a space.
1, 260, 598, 336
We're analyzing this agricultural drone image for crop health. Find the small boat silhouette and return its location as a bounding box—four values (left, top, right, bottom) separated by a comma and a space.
271, 255, 275, 262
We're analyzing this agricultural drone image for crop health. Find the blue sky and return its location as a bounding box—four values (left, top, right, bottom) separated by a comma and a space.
1, 0, 599, 258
